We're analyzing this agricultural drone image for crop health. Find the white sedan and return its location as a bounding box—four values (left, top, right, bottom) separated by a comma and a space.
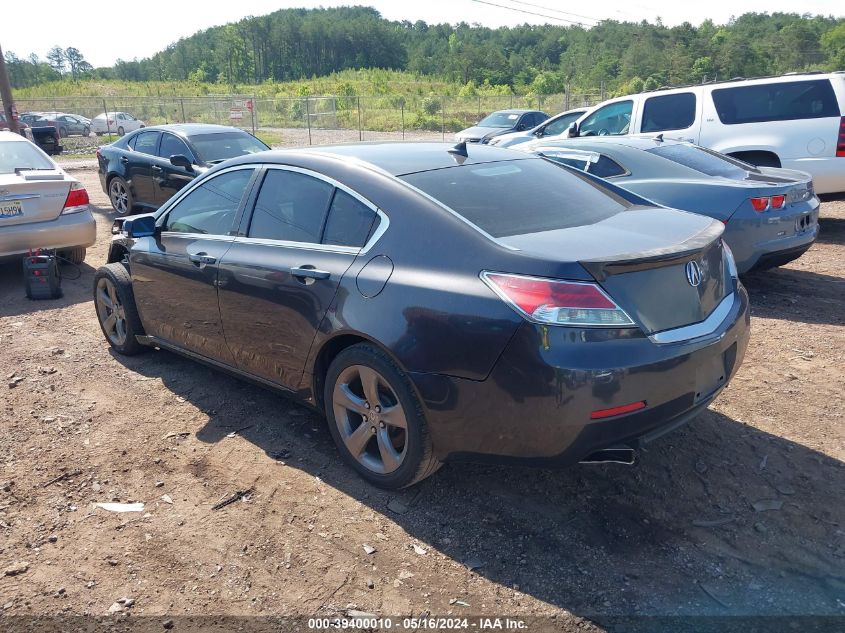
91, 112, 146, 136
0, 131, 95, 263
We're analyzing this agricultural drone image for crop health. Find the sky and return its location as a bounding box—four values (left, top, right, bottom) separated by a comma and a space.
2, 0, 843, 68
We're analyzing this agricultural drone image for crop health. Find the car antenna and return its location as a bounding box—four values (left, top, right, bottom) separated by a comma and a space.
654, 133, 664, 142
448, 140, 468, 158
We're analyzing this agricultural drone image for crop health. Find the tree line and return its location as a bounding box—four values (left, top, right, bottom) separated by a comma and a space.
5, 7, 845, 94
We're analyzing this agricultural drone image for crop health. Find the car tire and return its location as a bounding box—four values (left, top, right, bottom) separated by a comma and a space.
108, 176, 133, 215
95, 132, 103, 136
324, 343, 441, 489
83, 126, 90, 137
93, 263, 147, 356
117, 126, 125, 136
61, 247, 86, 265
59, 127, 68, 138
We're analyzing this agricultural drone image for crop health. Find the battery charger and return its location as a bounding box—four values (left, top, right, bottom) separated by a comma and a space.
23, 250, 62, 300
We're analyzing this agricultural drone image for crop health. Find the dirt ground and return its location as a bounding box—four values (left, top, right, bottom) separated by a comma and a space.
0, 167, 843, 632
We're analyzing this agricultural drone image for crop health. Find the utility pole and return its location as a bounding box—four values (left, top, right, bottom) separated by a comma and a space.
0, 43, 20, 133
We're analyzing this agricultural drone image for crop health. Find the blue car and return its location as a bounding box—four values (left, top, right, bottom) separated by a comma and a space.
526, 136, 820, 273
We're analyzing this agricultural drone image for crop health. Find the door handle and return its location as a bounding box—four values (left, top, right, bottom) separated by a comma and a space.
188, 253, 217, 266
291, 266, 331, 280
151, 165, 162, 172
120, 157, 129, 164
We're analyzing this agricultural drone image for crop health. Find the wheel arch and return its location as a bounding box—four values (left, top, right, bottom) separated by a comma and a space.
309, 331, 414, 414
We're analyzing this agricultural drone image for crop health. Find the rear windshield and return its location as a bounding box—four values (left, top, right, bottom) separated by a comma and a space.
478, 112, 522, 128
401, 159, 629, 238
188, 132, 268, 163
0, 140, 53, 174
712, 79, 840, 125
646, 143, 753, 179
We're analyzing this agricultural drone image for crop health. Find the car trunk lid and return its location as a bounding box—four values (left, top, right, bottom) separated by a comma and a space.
499, 208, 731, 335
0, 170, 72, 227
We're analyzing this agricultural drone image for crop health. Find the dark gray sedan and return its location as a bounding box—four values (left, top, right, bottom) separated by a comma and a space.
94, 143, 749, 488
525, 136, 820, 273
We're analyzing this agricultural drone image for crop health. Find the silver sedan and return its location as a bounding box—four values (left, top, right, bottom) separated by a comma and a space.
0, 131, 95, 263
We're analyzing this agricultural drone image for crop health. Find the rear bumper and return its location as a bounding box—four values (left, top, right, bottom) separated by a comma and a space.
411, 285, 750, 465
781, 157, 845, 195
725, 205, 819, 273
0, 209, 96, 257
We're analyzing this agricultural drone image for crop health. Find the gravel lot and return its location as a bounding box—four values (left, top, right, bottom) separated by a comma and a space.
0, 167, 843, 632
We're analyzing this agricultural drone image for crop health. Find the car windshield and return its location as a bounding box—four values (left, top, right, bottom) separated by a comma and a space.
477, 112, 522, 128
646, 143, 754, 179
189, 132, 268, 163
0, 141, 54, 174
401, 158, 630, 238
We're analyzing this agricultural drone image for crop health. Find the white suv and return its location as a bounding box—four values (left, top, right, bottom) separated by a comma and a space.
570, 72, 845, 194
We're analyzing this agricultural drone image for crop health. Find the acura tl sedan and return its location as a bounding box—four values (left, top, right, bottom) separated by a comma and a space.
94, 143, 750, 489
98, 124, 269, 215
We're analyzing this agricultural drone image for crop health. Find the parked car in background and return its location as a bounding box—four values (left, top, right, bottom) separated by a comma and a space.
1, 113, 62, 155
0, 131, 94, 263
39, 112, 91, 137
569, 72, 845, 193
488, 108, 587, 148
527, 136, 819, 273
97, 123, 269, 215
95, 142, 749, 488
91, 112, 145, 136
454, 109, 549, 144
20, 112, 49, 127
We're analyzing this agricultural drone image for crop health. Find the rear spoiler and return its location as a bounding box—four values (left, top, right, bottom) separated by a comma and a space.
580, 219, 725, 281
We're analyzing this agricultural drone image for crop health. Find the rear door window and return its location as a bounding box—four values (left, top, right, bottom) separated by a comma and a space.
711, 79, 840, 125
401, 158, 629, 238
641, 93, 696, 132
247, 169, 334, 243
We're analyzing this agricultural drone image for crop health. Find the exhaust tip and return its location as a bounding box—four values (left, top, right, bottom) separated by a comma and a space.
580, 447, 636, 465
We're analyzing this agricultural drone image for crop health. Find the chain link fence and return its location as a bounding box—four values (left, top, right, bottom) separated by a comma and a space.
15, 92, 605, 151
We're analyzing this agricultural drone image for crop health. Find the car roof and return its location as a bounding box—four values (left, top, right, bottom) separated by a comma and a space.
489, 109, 540, 115
224, 142, 536, 177
130, 123, 246, 137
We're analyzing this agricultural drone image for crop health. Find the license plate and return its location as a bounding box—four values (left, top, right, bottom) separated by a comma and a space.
0, 200, 23, 217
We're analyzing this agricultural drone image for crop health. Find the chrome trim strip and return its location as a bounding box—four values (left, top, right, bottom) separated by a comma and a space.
0, 193, 41, 201
232, 236, 359, 254
649, 292, 735, 344
159, 232, 235, 242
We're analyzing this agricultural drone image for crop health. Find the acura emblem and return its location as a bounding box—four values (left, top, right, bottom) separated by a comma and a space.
685, 261, 703, 287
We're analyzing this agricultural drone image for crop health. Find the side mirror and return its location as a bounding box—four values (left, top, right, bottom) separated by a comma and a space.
124, 214, 158, 238
568, 122, 580, 138
170, 154, 193, 171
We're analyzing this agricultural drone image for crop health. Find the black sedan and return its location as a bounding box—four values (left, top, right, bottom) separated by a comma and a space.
94, 143, 750, 489
97, 123, 269, 215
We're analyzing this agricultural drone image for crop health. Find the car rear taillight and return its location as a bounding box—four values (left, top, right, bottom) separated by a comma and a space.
837, 116, 845, 157
770, 195, 786, 209
61, 182, 89, 215
750, 197, 770, 212
96, 148, 101, 161
481, 272, 635, 327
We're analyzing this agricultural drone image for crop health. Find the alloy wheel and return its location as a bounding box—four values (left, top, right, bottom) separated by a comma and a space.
95, 277, 128, 346
109, 180, 128, 214
332, 364, 408, 474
